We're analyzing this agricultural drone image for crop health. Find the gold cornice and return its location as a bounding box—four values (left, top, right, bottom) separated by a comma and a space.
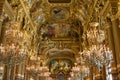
44, 48, 77, 56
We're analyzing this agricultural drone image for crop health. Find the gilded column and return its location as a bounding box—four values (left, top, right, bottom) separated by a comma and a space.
10, 66, 15, 80
106, 18, 118, 80
111, 18, 120, 80
0, 20, 2, 42
89, 66, 94, 80
15, 64, 24, 80
15, 65, 19, 80
2, 65, 9, 80
108, 1, 120, 79
117, 0, 120, 79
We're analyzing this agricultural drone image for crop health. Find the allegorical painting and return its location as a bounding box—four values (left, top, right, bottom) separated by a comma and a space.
44, 23, 71, 38
49, 59, 73, 74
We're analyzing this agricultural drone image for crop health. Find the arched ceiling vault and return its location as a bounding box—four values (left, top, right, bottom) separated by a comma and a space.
0, 0, 120, 74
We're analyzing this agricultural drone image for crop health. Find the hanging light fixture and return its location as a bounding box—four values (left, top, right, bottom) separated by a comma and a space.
38, 64, 52, 80
80, 21, 113, 71
26, 57, 52, 80
0, 21, 26, 66
87, 22, 106, 44
70, 62, 89, 80
0, 43, 27, 66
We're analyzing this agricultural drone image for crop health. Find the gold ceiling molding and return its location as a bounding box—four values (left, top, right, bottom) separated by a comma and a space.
44, 48, 77, 57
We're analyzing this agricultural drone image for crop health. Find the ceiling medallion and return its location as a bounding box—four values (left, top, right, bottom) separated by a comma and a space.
51, 7, 69, 20
48, 0, 71, 3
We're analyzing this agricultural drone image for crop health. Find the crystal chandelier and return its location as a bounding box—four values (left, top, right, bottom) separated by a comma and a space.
70, 63, 89, 80
87, 22, 105, 44
80, 44, 113, 71
5, 23, 23, 44
0, 21, 26, 66
26, 55, 41, 77
26, 56, 52, 80
0, 43, 27, 66
0, 21, 27, 80
80, 22, 113, 71
26, 65, 42, 77
38, 65, 52, 80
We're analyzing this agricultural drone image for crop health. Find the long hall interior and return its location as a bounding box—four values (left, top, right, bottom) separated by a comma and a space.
0, 0, 120, 80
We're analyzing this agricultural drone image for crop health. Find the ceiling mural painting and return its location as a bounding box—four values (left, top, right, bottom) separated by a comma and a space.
51, 7, 70, 20
0, 0, 117, 80
49, 59, 73, 74
43, 23, 71, 38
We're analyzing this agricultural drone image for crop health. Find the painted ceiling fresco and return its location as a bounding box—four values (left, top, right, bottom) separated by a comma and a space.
49, 59, 73, 74
44, 23, 71, 38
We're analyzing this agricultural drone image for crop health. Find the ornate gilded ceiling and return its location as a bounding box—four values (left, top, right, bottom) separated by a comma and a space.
0, 0, 120, 76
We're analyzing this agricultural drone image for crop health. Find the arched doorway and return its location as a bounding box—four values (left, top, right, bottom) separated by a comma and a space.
57, 72, 65, 80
